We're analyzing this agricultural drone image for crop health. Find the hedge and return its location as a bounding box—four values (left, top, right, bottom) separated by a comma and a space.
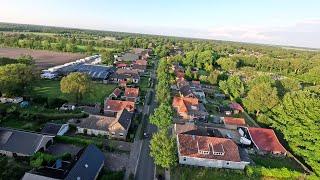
55, 135, 103, 149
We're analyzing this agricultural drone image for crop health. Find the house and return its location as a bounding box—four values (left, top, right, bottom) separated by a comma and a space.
229, 102, 244, 114
104, 99, 135, 117
70, 109, 133, 139
123, 87, 139, 102
247, 127, 287, 155
116, 63, 129, 69
76, 64, 114, 81
0, 127, 54, 157
222, 117, 246, 130
109, 88, 122, 99
41, 123, 69, 136
190, 81, 206, 101
109, 69, 140, 84
132, 48, 150, 60
174, 123, 224, 138
172, 96, 208, 122
116, 53, 139, 62
22, 144, 105, 180
219, 105, 233, 116
179, 85, 196, 98
132, 60, 147, 73
177, 134, 249, 169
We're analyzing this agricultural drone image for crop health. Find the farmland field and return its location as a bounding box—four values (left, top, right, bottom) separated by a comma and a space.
0, 47, 86, 69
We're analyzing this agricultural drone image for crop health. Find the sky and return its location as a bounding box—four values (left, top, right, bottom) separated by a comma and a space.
0, 0, 320, 48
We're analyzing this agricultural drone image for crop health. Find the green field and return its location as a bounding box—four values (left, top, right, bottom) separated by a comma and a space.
31, 79, 116, 104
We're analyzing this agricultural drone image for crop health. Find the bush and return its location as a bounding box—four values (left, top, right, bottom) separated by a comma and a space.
55, 135, 103, 149
30, 152, 55, 168
32, 96, 48, 106
48, 98, 68, 108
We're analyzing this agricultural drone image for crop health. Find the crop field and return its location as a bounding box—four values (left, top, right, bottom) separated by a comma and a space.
0, 47, 86, 69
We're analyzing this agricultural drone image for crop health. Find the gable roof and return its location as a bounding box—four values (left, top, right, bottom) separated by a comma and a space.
111, 109, 133, 130
248, 127, 286, 154
177, 134, 241, 162
124, 87, 139, 98
65, 144, 105, 180
229, 102, 244, 112
172, 96, 199, 113
111, 88, 122, 97
135, 60, 147, 66
71, 115, 115, 131
223, 117, 246, 126
179, 85, 194, 97
0, 127, 53, 156
104, 99, 135, 112
115, 68, 139, 75
41, 123, 66, 135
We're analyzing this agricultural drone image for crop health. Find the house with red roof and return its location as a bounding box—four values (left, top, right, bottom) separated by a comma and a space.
222, 117, 246, 129
229, 102, 244, 114
177, 134, 250, 169
172, 96, 208, 122
123, 87, 140, 102
247, 127, 287, 155
104, 99, 135, 117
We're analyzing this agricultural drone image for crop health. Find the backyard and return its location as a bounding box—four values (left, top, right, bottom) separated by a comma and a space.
30, 79, 117, 104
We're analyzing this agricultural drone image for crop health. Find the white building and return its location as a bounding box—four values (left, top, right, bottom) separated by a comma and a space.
177, 134, 249, 170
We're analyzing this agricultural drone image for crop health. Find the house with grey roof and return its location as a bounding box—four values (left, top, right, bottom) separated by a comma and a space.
41, 123, 69, 136
0, 127, 54, 157
116, 53, 139, 62
69, 109, 133, 140
22, 144, 105, 180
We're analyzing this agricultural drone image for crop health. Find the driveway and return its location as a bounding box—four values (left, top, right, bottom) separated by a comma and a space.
105, 152, 130, 171
47, 143, 82, 156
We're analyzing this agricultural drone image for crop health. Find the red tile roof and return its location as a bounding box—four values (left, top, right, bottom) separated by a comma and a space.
116, 63, 128, 68
104, 99, 135, 112
172, 96, 198, 113
135, 60, 147, 66
116, 68, 139, 75
248, 127, 287, 154
124, 87, 139, 98
223, 117, 246, 126
229, 103, 244, 112
177, 134, 241, 162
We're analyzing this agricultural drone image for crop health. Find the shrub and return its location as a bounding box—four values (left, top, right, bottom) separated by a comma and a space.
32, 96, 48, 106
48, 98, 68, 108
55, 135, 103, 149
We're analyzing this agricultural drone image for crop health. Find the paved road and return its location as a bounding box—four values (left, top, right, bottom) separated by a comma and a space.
135, 59, 158, 180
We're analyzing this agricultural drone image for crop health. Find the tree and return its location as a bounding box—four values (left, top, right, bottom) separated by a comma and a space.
60, 72, 91, 103
185, 66, 192, 80
271, 90, 320, 175
207, 70, 220, 85
101, 49, 114, 65
150, 103, 173, 129
216, 57, 238, 71
0, 63, 34, 96
219, 75, 244, 101
248, 75, 275, 89
243, 82, 279, 116
150, 130, 177, 169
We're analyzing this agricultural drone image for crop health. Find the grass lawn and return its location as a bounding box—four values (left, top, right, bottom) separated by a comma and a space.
171, 166, 250, 180
31, 79, 116, 104
250, 154, 305, 172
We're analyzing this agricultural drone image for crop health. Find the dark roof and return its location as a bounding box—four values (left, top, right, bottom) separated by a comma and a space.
41, 123, 64, 135
179, 85, 194, 97
77, 64, 114, 80
65, 144, 105, 180
117, 109, 133, 130
132, 64, 146, 71
0, 127, 53, 156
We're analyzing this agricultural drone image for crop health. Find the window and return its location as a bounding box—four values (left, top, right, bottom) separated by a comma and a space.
111, 132, 115, 135
226, 162, 230, 165
119, 133, 124, 137
183, 157, 186, 161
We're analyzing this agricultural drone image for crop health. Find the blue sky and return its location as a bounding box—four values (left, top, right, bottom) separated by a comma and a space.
1, 0, 320, 48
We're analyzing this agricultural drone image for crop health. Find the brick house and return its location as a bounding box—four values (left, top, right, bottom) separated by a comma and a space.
172, 96, 208, 122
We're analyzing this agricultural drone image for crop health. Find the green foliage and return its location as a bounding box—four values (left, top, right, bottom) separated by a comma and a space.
60, 72, 91, 103
243, 82, 279, 116
0, 156, 31, 180
99, 169, 125, 180
207, 70, 220, 85
0, 63, 35, 96
245, 166, 304, 179
150, 130, 177, 169
216, 57, 239, 71
100, 49, 114, 65
270, 90, 320, 176
55, 135, 104, 149
219, 75, 244, 101
150, 103, 173, 129
247, 75, 275, 89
